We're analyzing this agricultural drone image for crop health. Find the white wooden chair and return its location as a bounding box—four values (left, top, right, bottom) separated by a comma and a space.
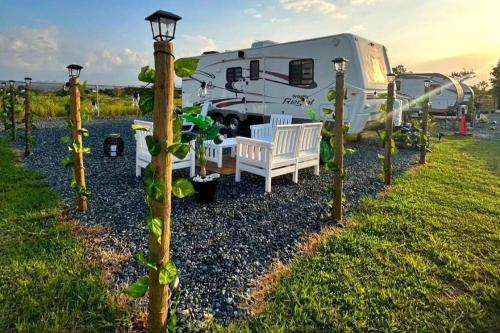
250, 114, 293, 141
235, 124, 302, 192
297, 123, 323, 176
134, 120, 195, 177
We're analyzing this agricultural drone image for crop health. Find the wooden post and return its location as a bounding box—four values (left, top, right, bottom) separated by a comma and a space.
10, 86, 16, 141
24, 82, 32, 156
148, 40, 175, 332
332, 71, 345, 221
69, 77, 87, 211
1, 88, 7, 132
419, 85, 430, 164
384, 81, 395, 185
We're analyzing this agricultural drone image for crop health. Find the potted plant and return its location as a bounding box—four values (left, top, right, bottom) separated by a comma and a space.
182, 111, 223, 204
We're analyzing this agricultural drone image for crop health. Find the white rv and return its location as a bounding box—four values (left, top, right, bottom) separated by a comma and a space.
179, 34, 392, 134
460, 82, 474, 104
395, 73, 464, 115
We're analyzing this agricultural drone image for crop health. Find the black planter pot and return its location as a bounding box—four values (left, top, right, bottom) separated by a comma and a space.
191, 177, 218, 204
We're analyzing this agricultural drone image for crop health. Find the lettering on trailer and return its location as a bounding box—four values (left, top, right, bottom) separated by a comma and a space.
282, 94, 315, 106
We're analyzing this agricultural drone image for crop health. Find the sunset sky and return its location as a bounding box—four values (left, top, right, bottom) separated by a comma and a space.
0, 0, 499, 86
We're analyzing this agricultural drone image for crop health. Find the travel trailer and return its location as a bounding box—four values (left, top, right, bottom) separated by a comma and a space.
179, 34, 392, 134
460, 82, 474, 104
395, 73, 464, 115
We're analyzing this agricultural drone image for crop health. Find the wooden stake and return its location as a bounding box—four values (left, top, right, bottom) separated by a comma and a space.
384, 82, 395, 185
148, 41, 175, 332
10, 87, 16, 141
1, 89, 7, 132
69, 77, 87, 212
24, 82, 32, 156
420, 85, 430, 165
332, 71, 345, 222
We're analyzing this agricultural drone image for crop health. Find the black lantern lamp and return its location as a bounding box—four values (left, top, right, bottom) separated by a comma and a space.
104, 133, 125, 158
67, 64, 83, 79
145, 10, 182, 42
8, 80, 15, 88
333, 57, 348, 73
387, 73, 396, 83
424, 79, 431, 89
24, 77, 32, 85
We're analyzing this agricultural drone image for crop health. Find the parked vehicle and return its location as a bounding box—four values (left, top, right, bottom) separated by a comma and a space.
395, 73, 464, 115
460, 82, 474, 104
179, 33, 392, 134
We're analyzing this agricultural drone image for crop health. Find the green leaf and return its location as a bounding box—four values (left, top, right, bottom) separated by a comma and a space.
76, 185, 92, 198
320, 141, 332, 163
71, 142, 81, 153
325, 159, 339, 172
172, 178, 195, 198
61, 136, 72, 144
131, 124, 149, 132
173, 114, 183, 144
145, 135, 162, 157
174, 58, 199, 78
138, 66, 156, 83
125, 277, 149, 298
213, 134, 224, 145
377, 153, 385, 160
82, 147, 91, 155
345, 148, 357, 156
159, 262, 178, 285
136, 251, 157, 270
81, 107, 93, 121
168, 143, 191, 160
144, 176, 165, 202
167, 312, 178, 331
62, 156, 74, 168
182, 114, 213, 129
308, 109, 320, 121
146, 217, 162, 244
181, 105, 202, 115
139, 88, 154, 115
66, 120, 74, 130
327, 89, 336, 102
322, 108, 334, 116
205, 125, 222, 141
79, 128, 90, 137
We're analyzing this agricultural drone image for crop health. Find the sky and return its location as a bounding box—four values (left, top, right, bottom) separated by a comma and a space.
0, 0, 499, 86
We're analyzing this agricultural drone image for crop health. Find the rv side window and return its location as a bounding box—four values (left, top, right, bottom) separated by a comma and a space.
226, 67, 242, 82
430, 83, 442, 95
289, 59, 314, 86
250, 60, 259, 80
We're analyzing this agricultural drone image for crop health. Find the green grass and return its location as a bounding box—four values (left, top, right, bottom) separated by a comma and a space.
0, 140, 131, 332
221, 138, 500, 332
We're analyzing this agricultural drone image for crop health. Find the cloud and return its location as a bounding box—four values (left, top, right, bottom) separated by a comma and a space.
176, 34, 217, 58
270, 17, 290, 23
280, 0, 337, 14
350, 0, 376, 5
349, 24, 365, 32
244, 7, 263, 19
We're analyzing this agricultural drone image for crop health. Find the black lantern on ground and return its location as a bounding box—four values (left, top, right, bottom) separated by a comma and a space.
8, 80, 15, 88
387, 73, 396, 83
333, 57, 348, 73
24, 77, 32, 85
67, 64, 83, 79
104, 133, 125, 157
145, 10, 182, 42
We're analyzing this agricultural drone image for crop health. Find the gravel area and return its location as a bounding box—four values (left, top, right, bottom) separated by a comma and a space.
4, 116, 421, 325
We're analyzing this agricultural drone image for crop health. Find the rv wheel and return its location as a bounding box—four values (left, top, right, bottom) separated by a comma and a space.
227, 116, 240, 131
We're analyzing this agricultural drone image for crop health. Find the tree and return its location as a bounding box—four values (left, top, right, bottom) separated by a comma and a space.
490, 59, 500, 107
472, 81, 490, 99
392, 64, 409, 75
450, 68, 475, 81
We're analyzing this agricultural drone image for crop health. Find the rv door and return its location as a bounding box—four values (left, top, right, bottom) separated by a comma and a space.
244, 57, 265, 116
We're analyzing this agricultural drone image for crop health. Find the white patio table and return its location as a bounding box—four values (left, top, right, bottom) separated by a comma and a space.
205, 137, 237, 168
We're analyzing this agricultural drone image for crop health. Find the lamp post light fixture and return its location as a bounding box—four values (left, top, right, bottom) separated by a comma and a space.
24, 77, 33, 155
9, 80, 15, 88
145, 10, 181, 42
331, 57, 348, 222
420, 79, 431, 164
67, 64, 88, 211
144, 9, 181, 332
383, 73, 396, 185
67, 64, 83, 79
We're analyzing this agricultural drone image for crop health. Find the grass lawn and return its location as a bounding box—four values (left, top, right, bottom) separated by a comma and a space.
220, 137, 500, 332
0, 140, 131, 332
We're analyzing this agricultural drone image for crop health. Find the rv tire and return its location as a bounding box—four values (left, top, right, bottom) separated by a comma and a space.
227, 115, 240, 131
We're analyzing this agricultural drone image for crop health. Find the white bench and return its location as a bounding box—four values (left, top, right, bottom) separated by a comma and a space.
134, 120, 195, 178
235, 123, 322, 192
250, 114, 293, 141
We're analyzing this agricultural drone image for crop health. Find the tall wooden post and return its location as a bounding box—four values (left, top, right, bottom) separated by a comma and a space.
9, 86, 16, 141
24, 81, 32, 156
332, 71, 345, 221
420, 84, 430, 164
148, 40, 175, 332
384, 81, 395, 185
1, 88, 7, 132
69, 77, 87, 211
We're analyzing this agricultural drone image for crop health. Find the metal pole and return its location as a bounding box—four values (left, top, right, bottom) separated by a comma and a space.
332, 70, 345, 221
384, 81, 395, 185
147, 40, 175, 332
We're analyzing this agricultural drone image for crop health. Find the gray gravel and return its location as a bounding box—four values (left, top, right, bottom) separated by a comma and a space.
4, 116, 420, 325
